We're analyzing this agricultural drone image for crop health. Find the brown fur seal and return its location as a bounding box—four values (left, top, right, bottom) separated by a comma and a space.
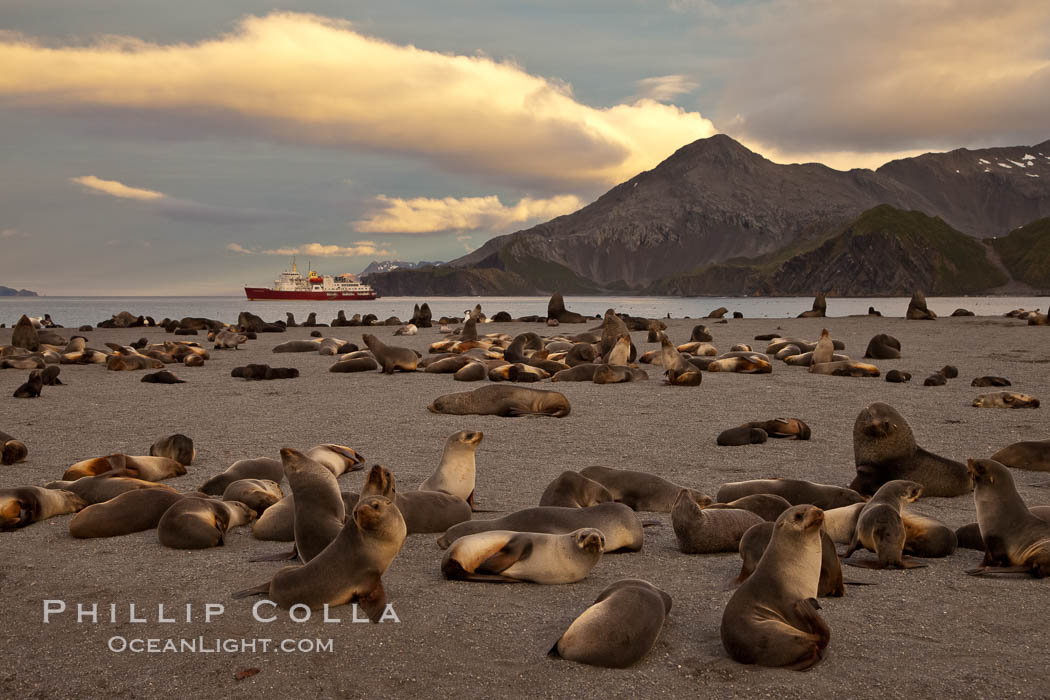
797, 293, 827, 318
851, 402, 972, 497
967, 459, 1050, 577
200, 457, 283, 495
720, 505, 829, 670
1, 486, 86, 531
13, 370, 43, 398
306, 444, 364, 477
971, 376, 1011, 387
251, 491, 359, 542
539, 471, 613, 508
716, 478, 864, 510
906, 291, 936, 320
46, 471, 174, 504
811, 328, 834, 365
11, 314, 39, 350
69, 488, 184, 538
706, 353, 772, 373
956, 506, 1050, 550
453, 362, 488, 381
864, 334, 901, 359
360, 464, 471, 534
235, 495, 406, 620
141, 370, 185, 384
441, 528, 604, 583
223, 479, 283, 516
885, 370, 912, 383
549, 579, 671, 668
579, 466, 712, 512
843, 480, 927, 569
990, 440, 1050, 472
659, 335, 702, 387
157, 496, 256, 549
362, 333, 418, 373
149, 434, 195, 466
437, 502, 642, 552
705, 493, 793, 521
62, 454, 184, 481
106, 355, 164, 371
716, 426, 768, 446
1, 431, 28, 465
809, 360, 879, 378
592, 363, 646, 384
280, 447, 346, 563
428, 385, 571, 417
734, 521, 843, 597
900, 509, 957, 558
330, 356, 379, 373
418, 430, 484, 506
972, 391, 1040, 408
551, 363, 599, 382
747, 418, 811, 440
672, 491, 764, 553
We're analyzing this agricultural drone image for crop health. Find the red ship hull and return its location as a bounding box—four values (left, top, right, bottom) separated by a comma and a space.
244, 287, 377, 301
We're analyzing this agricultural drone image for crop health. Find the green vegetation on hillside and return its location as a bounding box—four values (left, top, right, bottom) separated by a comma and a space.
992, 217, 1050, 289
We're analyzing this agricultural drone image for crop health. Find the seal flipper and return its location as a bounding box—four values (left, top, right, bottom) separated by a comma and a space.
476, 536, 533, 575
231, 581, 270, 599
465, 490, 498, 513
357, 576, 386, 623
250, 547, 299, 562
966, 564, 1034, 577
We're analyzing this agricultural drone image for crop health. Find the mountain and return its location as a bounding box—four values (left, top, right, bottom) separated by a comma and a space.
651, 205, 1008, 296
363, 135, 1050, 295
0, 286, 38, 296
991, 217, 1050, 289
361, 260, 443, 276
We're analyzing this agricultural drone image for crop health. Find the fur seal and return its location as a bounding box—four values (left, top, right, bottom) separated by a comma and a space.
13, 370, 42, 398
747, 418, 811, 440
547, 293, 587, 324
1, 431, 28, 465
69, 488, 184, 538
0, 486, 86, 530
306, 444, 365, 477
360, 464, 471, 534
579, 466, 712, 512
141, 370, 185, 384
40, 365, 62, 385
251, 491, 359, 542
851, 402, 972, 497
278, 447, 347, 562
972, 391, 1040, 408
906, 291, 936, 320
231, 364, 299, 380
46, 471, 175, 503
551, 363, 599, 382
453, 362, 487, 382
720, 505, 829, 670
864, 334, 901, 359
223, 479, 283, 516
548, 579, 671, 668
441, 528, 604, 583
149, 434, 195, 466
672, 491, 764, 553
660, 334, 702, 386
809, 360, 879, 378
716, 426, 768, 446
956, 506, 1050, 550
200, 457, 284, 496
967, 458, 1050, 577
971, 376, 1011, 387
705, 493, 793, 521
437, 502, 642, 552
733, 521, 843, 597
428, 385, 571, 418
843, 480, 927, 569
330, 356, 379, 373
539, 471, 613, 507
11, 315, 40, 350
706, 353, 772, 374
362, 333, 418, 373
797, 293, 827, 318
418, 430, 484, 506
62, 454, 184, 482
236, 495, 406, 620
990, 440, 1050, 472
716, 478, 864, 510
886, 370, 912, 383
811, 329, 834, 364
158, 496, 256, 549
592, 363, 646, 384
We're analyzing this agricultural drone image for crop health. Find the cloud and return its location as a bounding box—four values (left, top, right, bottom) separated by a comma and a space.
71, 175, 164, 200
706, 0, 1050, 156
353, 194, 583, 234
226, 241, 393, 257
0, 12, 716, 190
634, 75, 698, 102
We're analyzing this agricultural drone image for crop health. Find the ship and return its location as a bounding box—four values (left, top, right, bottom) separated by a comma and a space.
244, 259, 377, 301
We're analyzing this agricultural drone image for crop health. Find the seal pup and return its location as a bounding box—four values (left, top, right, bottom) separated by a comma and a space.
223, 479, 283, 516
990, 440, 1050, 472
967, 459, 1050, 577
69, 488, 185, 538
141, 370, 186, 384
672, 491, 763, 553
851, 402, 972, 497
362, 333, 418, 373
885, 370, 912, 383
716, 479, 864, 510
549, 579, 672, 668
428, 385, 571, 418
720, 505, 829, 670
441, 528, 604, 584
437, 502, 642, 552
716, 426, 768, 446
1, 431, 28, 465
539, 471, 613, 508
843, 480, 928, 569
158, 496, 256, 549
360, 464, 471, 534
418, 430, 484, 507
40, 365, 62, 385
972, 391, 1040, 408
231, 364, 299, 380
235, 495, 406, 621
13, 370, 43, 398
580, 466, 712, 512
971, 376, 1011, 387
733, 522, 844, 597
200, 457, 284, 496
1, 486, 86, 531
149, 434, 195, 466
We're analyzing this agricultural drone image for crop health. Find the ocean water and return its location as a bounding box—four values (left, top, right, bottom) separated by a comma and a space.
1, 295, 1046, 328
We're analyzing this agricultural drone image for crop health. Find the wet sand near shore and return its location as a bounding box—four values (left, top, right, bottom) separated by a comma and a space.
1, 315, 1048, 698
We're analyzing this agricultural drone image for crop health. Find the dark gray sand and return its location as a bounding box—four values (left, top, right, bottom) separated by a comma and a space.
2, 315, 1048, 698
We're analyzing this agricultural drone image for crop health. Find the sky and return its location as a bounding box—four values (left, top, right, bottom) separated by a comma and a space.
1, 1, 1048, 295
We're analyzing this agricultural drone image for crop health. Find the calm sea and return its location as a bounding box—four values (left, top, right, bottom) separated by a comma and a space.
1, 295, 1046, 328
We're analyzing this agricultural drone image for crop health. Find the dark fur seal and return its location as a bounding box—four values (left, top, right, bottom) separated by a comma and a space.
971, 376, 1011, 387
539, 471, 613, 508
360, 464, 471, 534
1, 486, 86, 531
843, 480, 927, 569
705, 493, 793, 521
851, 402, 972, 497
886, 370, 912, 383
69, 488, 184, 538
200, 457, 283, 496
149, 434, 194, 466
906, 291, 936, 320
547, 292, 587, 324
13, 370, 42, 398
733, 521, 844, 597
990, 440, 1050, 471
549, 579, 671, 668
231, 364, 299, 380
157, 497, 256, 549
716, 478, 864, 510
1, 431, 28, 465
967, 459, 1050, 577
720, 505, 830, 670
797, 293, 827, 318
362, 333, 418, 373
579, 466, 711, 512
864, 334, 901, 359
672, 491, 763, 553
717, 426, 768, 446
142, 370, 185, 384
428, 385, 571, 417
747, 418, 811, 439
